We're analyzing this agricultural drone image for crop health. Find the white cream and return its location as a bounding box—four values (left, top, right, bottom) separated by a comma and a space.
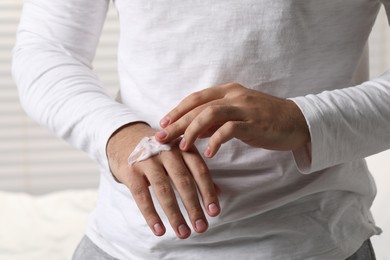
128, 136, 172, 165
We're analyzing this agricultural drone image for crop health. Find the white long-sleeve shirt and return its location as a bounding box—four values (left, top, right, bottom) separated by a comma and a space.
13, 0, 390, 259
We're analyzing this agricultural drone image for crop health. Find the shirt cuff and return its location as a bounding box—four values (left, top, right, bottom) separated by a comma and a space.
288, 96, 325, 174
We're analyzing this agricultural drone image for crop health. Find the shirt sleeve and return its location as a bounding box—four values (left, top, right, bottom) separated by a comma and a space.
12, 0, 144, 174
288, 1, 390, 174
290, 75, 390, 174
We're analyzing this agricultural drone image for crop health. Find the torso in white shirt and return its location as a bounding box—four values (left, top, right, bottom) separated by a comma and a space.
87, 1, 382, 259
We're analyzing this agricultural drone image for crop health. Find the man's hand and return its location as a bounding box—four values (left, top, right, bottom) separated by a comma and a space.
106, 123, 220, 239
155, 83, 310, 157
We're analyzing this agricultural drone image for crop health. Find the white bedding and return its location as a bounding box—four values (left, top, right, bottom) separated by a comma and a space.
0, 189, 97, 260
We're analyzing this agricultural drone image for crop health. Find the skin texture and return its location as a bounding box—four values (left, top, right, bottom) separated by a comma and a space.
106, 123, 221, 239
155, 83, 310, 158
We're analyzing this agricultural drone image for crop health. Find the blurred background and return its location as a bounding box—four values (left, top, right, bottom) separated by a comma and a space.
0, 1, 389, 259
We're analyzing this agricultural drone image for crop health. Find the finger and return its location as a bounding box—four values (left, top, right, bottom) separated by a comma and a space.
161, 149, 209, 234
159, 87, 226, 128
155, 104, 206, 143
142, 161, 192, 239
124, 167, 166, 237
155, 99, 226, 144
182, 146, 221, 218
205, 121, 246, 158
214, 182, 222, 197
180, 105, 242, 151
198, 124, 223, 138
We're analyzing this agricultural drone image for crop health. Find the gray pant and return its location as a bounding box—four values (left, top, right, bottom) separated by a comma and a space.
72, 235, 376, 260
72, 236, 118, 260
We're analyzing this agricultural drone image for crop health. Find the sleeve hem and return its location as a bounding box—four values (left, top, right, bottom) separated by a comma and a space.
288, 96, 325, 174
291, 142, 312, 174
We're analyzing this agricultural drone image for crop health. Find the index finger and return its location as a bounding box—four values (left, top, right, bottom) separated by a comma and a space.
159, 86, 225, 128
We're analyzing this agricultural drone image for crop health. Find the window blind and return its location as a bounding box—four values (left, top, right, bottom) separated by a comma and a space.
0, 1, 389, 194
0, 0, 120, 194
369, 6, 390, 77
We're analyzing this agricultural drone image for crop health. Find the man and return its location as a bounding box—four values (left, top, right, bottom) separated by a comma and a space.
13, 0, 389, 259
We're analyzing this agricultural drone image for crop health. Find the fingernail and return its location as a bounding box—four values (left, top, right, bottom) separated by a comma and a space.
178, 224, 190, 237
204, 147, 212, 157
179, 138, 186, 150
160, 117, 170, 127
153, 223, 164, 235
155, 130, 167, 140
208, 203, 220, 216
195, 219, 207, 232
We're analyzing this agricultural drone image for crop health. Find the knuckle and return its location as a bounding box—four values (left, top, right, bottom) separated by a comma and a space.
187, 204, 203, 217
241, 94, 256, 104
165, 122, 178, 133
116, 166, 139, 184
239, 122, 249, 133
170, 168, 193, 184
142, 207, 157, 220
181, 114, 193, 126
169, 107, 179, 117
189, 91, 204, 103
230, 82, 239, 88
226, 82, 241, 90
152, 174, 168, 186
126, 169, 138, 181
168, 116, 191, 133
212, 131, 223, 143
192, 163, 210, 182
230, 120, 240, 129
177, 176, 194, 189
112, 171, 128, 184
130, 184, 148, 201
204, 190, 217, 201
223, 82, 234, 89
191, 117, 205, 130
129, 180, 141, 193
155, 183, 172, 197
223, 83, 245, 98
205, 105, 220, 117
223, 121, 236, 133
194, 163, 209, 177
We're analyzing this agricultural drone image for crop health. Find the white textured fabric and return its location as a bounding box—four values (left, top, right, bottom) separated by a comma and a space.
12, 0, 390, 259
128, 136, 172, 165
0, 190, 97, 260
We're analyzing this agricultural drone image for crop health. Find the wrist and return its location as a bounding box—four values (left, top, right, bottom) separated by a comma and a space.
108, 122, 152, 145
286, 100, 311, 148
106, 122, 154, 170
